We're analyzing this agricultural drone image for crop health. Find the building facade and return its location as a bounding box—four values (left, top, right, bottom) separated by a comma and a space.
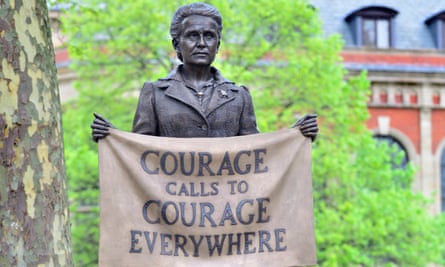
311, 0, 445, 214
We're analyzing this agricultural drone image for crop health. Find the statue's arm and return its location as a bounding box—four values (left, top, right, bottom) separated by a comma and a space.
132, 82, 158, 135
238, 86, 260, 136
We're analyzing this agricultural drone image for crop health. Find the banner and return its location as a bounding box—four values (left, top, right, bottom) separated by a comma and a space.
98, 129, 316, 267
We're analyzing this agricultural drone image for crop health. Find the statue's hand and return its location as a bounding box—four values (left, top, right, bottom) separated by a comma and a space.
91, 113, 115, 142
292, 114, 318, 142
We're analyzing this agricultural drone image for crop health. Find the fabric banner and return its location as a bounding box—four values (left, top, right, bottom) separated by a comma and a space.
98, 129, 316, 267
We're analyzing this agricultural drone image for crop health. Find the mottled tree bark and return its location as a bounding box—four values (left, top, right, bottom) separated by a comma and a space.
0, 0, 72, 266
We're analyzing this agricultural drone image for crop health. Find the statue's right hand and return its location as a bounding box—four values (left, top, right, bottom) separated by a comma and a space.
91, 113, 115, 142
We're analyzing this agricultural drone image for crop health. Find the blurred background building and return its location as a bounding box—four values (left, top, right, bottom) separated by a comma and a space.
49, 5, 77, 103
51, 1, 445, 214
311, 0, 445, 214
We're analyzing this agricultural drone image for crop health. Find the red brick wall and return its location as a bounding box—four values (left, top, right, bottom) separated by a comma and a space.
366, 108, 420, 153
432, 110, 445, 155
341, 51, 445, 66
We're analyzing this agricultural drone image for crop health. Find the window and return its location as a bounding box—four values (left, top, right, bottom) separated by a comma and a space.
374, 135, 409, 187
374, 135, 409, 170
346, 6, 398, 48
362, 17, 390, 47
425, 11, 445, 50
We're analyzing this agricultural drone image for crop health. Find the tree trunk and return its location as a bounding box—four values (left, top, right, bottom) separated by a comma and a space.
0, 0, 73, 266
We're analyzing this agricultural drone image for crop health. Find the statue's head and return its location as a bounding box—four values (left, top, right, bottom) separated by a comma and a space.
170, 3, 223, 62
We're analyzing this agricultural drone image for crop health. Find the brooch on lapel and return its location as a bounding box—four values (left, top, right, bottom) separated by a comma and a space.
219, 89, 228, 98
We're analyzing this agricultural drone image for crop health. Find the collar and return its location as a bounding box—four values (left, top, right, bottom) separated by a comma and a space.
159, 65, 234, 86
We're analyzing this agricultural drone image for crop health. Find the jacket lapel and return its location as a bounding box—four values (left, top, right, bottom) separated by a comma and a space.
163, 81, 203, 115
205, 82, 237, 116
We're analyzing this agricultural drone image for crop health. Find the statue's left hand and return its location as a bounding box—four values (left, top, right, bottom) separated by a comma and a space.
292, 114, 318, 142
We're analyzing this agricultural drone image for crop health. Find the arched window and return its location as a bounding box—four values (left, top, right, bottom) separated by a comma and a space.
345, 6, 398, 48
374, 135, 409, 187
375, 135, 409, 169
441, 149, 445, 211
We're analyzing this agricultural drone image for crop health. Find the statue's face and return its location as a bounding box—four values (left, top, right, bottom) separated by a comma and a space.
176, 15, 220, 66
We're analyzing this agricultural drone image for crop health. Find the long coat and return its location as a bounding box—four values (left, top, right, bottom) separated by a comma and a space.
132, 66, 259, 137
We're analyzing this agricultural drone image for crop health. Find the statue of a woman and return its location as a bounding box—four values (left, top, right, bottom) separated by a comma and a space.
91, 2, 318, 141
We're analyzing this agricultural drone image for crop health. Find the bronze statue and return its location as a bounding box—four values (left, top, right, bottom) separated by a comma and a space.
91, 2, 318, 141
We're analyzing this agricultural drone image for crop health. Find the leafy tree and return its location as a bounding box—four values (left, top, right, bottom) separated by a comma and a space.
58, 0, 445, 265
0, 0, 72, 266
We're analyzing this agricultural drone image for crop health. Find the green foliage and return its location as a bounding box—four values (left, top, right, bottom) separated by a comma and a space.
59, 0, 445, 266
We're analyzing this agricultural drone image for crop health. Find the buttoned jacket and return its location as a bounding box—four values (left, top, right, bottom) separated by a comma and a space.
132, 66, 259, 137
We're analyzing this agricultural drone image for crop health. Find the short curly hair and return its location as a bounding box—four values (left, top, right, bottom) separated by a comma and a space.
170, 2, 223, 62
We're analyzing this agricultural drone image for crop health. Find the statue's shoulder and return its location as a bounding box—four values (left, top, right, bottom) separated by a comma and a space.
147, 67, 181, 90
239, 85, 250, 92
142, 79, 172, 90
218, 80, 248, 92
231, 84, 251, 95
